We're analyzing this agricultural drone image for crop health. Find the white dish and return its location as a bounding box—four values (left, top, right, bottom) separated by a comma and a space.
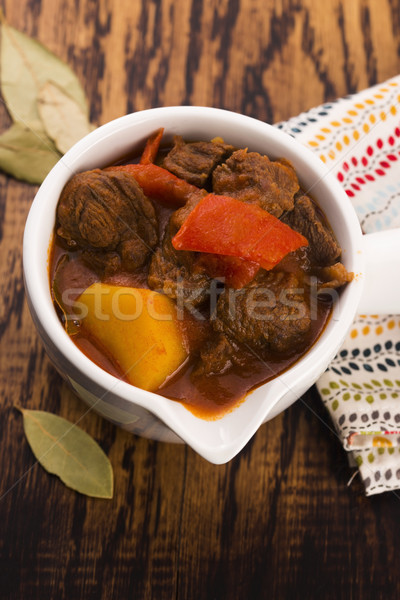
23, 106, 400, 463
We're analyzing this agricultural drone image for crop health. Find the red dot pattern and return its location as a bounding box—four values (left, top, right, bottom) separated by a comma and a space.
336, 128, 400, 195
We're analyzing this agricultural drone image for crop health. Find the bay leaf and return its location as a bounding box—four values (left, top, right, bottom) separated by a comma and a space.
20, 408, 113, 499
0, 122, 61, 184
38, 81, 95, 154
0, 18, 88, 133
52, 255, 79, 335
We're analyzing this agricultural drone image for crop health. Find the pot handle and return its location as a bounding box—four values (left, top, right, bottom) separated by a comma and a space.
357, 228, 400, 315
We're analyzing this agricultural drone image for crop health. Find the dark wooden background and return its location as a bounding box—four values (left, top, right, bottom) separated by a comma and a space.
1, 0, 400, 598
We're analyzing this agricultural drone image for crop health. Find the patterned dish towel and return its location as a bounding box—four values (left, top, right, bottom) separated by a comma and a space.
276, 75, 400, 496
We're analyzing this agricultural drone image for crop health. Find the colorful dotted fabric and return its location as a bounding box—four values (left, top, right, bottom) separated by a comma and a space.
276, 75, 400, 496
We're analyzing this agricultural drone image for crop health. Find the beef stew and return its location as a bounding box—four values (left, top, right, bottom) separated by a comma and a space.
50, 131, 353, 418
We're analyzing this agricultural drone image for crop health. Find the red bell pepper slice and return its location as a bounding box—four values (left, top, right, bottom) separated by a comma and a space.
104, 163, 202, 207
140, 127, 164, 164
172, 193, 308, 270
196, 254, 260, 288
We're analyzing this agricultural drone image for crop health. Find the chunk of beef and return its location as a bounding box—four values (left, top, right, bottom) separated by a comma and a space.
148, 230, 212, 307
213, 271, 311, 354
80, 249, 121, 276
148, 193, 212, 307
316, 262, 354, 290
57, 169, 158, 274
212, 149, 299, 217
282, 194, 341, 266
163, 135, 235, 187
168, 192, 205, 231
195, 334, 246, 377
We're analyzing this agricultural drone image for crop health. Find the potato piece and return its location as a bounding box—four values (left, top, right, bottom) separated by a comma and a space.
75, 283, 188, 391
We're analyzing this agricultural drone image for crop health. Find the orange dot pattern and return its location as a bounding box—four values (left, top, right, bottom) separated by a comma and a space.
299, 82, 400, 162
350, 318, 400, 340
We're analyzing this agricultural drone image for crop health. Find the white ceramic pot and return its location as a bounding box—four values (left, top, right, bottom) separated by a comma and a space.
23, 106, 400, 463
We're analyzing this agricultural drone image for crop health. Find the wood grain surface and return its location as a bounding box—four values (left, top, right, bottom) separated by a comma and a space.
1, 0, 400, 598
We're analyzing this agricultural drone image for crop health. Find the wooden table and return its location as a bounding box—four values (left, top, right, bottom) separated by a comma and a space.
1, 1, 400, 598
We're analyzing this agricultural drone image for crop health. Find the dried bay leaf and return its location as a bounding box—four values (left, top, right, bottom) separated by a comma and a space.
0, 15, 96, 183
51, 253, 99, 335
20, 408, 113, 499
38, 81, 95, 154
52, 255, 81, 335
0, 122, 61, 184
0, 17, 89, 133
